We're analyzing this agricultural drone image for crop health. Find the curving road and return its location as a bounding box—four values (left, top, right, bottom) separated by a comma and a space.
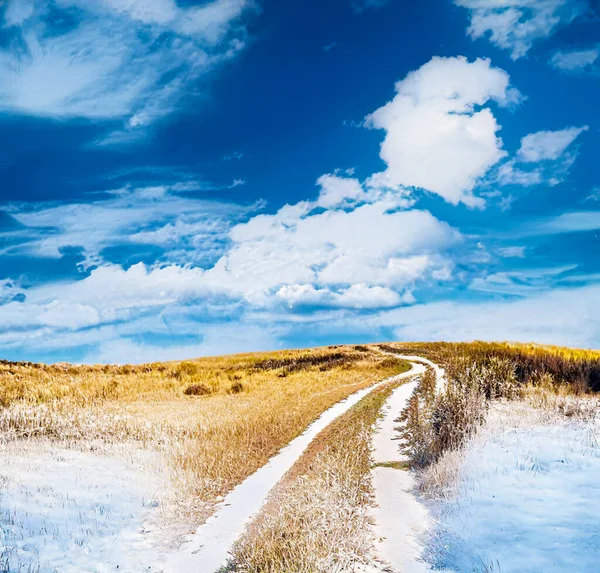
166, 358, 428, 573
371, 354, 448, 573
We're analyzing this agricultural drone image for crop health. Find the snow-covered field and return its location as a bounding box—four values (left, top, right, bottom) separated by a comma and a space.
0, 441, 171, 573
424, 401, 600, 573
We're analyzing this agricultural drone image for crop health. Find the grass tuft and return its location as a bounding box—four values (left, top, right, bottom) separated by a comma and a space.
184, 383, 212, 396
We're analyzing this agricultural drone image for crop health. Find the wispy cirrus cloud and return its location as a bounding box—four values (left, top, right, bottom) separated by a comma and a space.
522, 210, 600, 235
454, 0, 589, 59
1, 184, 255, 268
0, 0, 253, 139
496, 126, 588, 187
469, 265, 578, 296
550, 47, 599, 72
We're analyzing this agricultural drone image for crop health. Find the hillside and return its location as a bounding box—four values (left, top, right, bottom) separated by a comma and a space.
0, 342, 598, 573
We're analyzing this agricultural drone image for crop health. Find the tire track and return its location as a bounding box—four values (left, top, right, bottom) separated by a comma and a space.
166, 361, 423, 573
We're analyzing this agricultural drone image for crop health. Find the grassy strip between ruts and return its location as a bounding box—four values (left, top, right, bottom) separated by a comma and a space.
227, 365, 411, 573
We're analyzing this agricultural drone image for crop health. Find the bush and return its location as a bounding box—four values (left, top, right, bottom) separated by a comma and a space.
229, 381, 245, 394
400, 361, 513, 468
399, 388, 436, 467
184, 383, 212, 396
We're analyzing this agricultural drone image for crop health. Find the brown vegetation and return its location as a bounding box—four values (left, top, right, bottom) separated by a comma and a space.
379, 341, 600, 392
385, 341, 600, 470
0, 346, 407, 526
229, 378, 406, 572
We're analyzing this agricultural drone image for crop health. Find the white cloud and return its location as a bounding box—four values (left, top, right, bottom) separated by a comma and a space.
245, 282, 600, 350
469, 265, 577, 296
3, 0, 34, 26
315, 174, 366, 208
4, 184, 253, 267
496, 161, 544, 187
585, 188, 600, 202
0, 0, 252, 133
387, 284, 600, 348
550, 47, 599, 72
204, 182, 459, 299
517, 126, 588, 162
275, 284, 407, 310
497, 126, 588, 188
0, 174, 461, 355
0, 263, 208, 333
455, 0, 587, 59
524, 211, 600, 235
366, 57, 518, 208
498, 246, 526, 258
315, 173, 413, 209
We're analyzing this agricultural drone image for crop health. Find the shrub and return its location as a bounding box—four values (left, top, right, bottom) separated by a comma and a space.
184, 383, 212, 396
399, 388, 436, 467
400, 364, 488, 467
228, 381, 245, 394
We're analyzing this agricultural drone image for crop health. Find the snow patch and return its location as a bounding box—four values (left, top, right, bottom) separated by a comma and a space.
0, 441, 169, 573
370, 370, 450, 573
426, 403, 600, 572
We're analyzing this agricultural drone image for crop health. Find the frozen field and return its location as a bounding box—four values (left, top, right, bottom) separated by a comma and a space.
0, 441, 170, 573
425, 401, 600, 573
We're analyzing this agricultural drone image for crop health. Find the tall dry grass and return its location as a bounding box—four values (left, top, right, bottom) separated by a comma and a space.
0, 346, 407, 526
228, 381, 404, 573
389, 341, 599, 472
379, 341, 600, 392
398, 357, 517, 468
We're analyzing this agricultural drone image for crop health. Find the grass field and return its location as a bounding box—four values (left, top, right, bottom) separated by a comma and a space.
0, 346, 407, 528
2, 341, 598, 573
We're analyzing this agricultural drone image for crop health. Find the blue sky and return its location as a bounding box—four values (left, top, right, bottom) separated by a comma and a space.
0, 0, 599, 363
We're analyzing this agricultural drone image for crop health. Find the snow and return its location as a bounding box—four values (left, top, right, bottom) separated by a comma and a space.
371, 378, 437, 573
393, 355, 446, 393
0, 441, 169, 573
370, 362, 451, 573
166, 364, 421, 573
372, 376, 424, 465
425, 402, 600, 573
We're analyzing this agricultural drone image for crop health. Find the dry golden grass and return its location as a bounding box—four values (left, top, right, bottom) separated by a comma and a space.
508, 342, 600, 360
380, 340, 600, 393
228, 379, 406, 573
0, 345, 407, 526
419, 386, 600, 500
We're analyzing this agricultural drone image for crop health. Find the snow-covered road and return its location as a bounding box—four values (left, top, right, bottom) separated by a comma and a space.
369, 355, 447, 573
